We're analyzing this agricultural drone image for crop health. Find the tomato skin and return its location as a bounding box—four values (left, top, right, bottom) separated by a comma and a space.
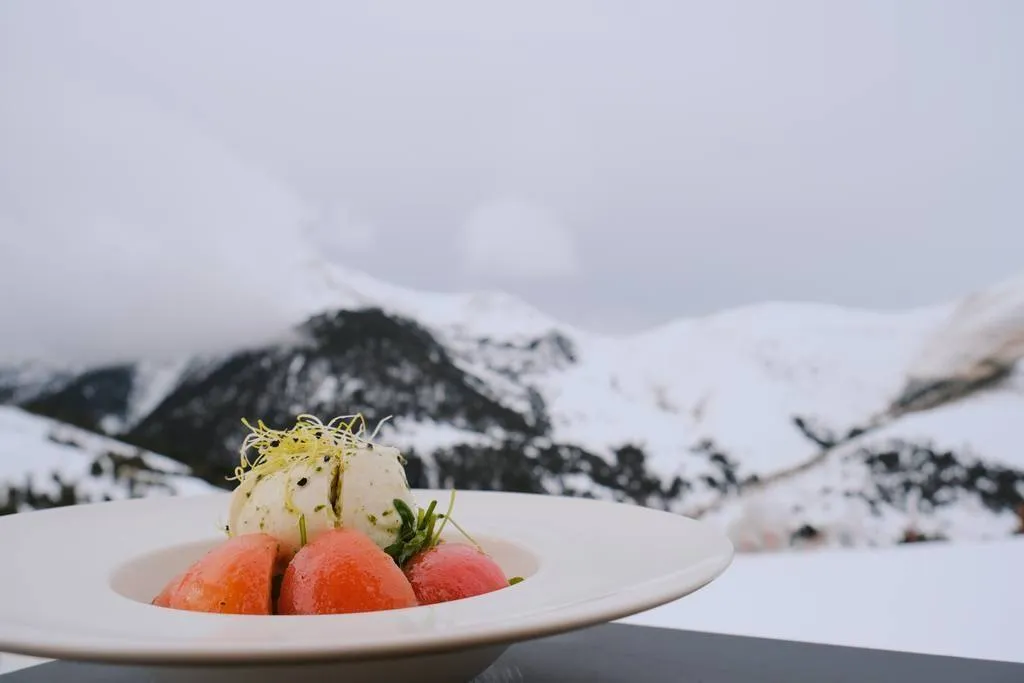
152, 533, 280, 615
151, 570, 186, 608
403, 543, 509, 606
277, 528, 419, 615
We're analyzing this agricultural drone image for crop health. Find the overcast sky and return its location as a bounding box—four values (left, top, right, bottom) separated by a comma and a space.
1, 1, 1023, 363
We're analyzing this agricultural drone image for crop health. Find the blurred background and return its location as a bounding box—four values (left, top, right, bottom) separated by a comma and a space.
0, 1, 1022, 662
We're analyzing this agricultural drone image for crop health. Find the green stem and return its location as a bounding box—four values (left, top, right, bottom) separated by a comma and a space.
431, 489, 456, 545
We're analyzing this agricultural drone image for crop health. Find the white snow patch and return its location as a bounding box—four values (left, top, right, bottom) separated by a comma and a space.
620, 537, 1024, 664
126, 359, 192, 427
0, 407, 216, 506
907, 271, 1024, 383
382, 420, 498, 454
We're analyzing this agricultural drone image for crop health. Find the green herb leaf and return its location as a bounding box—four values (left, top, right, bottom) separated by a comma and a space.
298, 514, 308, 547
420, 500, 437, 530
394, 499, 416, 530
385, 497, 445, 567
509, 576, 524, 585
383, 490, 485, 569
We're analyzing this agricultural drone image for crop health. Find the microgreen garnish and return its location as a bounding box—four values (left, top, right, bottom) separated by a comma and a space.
438, 511, 480, 549
227, 413, 393, 485
432, 489, 454, 544
509, 576, 524, 585
383, 489, 480, 567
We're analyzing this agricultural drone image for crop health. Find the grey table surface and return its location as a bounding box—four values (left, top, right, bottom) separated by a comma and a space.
2, 622, 1020, 682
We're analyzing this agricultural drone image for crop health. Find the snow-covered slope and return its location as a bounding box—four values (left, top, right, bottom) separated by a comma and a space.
621, 536, 1024, 664
0, 406, 216, 514
545, 302, 947, 478
906, 270, 1024, 385
711, 370, 1024, 550
2, 267, 1022, 551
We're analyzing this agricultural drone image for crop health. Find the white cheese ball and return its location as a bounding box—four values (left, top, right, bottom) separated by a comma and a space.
226, 443, 416, 558
336, 443, 414, 548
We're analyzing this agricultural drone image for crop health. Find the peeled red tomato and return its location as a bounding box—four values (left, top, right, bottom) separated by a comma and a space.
151, 533, 280, 615
403, 542, 508, 605
277, 528, 419, 615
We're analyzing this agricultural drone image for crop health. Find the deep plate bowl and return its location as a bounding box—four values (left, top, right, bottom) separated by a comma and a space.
0, 490, 733, 682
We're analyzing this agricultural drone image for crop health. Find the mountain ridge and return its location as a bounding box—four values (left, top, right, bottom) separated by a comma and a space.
2, 266, 1023, 550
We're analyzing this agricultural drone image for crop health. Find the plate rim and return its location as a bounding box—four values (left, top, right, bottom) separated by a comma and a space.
0, 490, 734, 665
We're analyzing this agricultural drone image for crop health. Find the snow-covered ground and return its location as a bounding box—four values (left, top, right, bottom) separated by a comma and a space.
2, 537, 1018, 674
623, 537, 1022, 665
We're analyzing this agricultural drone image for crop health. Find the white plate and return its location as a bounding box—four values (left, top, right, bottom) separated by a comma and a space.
0, 490, 733, 682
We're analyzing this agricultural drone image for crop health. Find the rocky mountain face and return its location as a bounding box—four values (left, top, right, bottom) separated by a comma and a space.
2, 270, 1023, 550
2, 308, 686, 507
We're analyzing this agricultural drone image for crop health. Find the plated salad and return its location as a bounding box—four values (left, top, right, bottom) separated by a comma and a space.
152, 414, 521, 615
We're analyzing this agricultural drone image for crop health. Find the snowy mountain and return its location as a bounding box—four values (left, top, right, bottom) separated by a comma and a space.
0, 406, 215, 515
712, 381, 1024, 551
1, 266, 1022, 550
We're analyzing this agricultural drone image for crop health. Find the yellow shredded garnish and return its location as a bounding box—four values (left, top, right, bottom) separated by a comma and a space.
227, 413, 394, 484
